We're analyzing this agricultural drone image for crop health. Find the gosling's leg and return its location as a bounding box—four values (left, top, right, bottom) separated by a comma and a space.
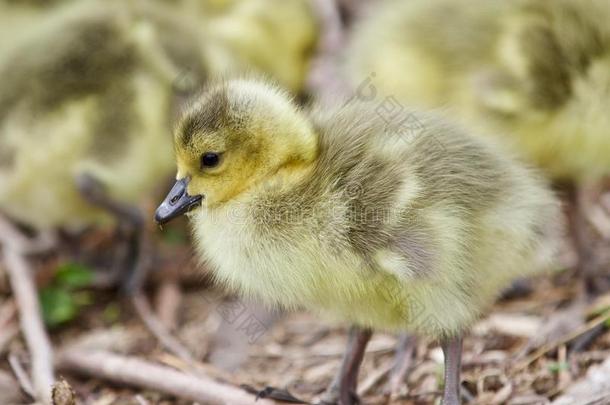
523, 183, 606, 356
75, 173, 148, 291
568, 185, 598, 294
564, 183, 609, 352
320, 326, 372, 405
384, 333, 416, 397
441, 335, 462, 405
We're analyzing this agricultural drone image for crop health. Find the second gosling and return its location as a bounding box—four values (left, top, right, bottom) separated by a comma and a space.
156, 80, 560, 405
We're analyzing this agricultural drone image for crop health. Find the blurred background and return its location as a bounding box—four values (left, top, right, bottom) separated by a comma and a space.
0, 0, 610, 404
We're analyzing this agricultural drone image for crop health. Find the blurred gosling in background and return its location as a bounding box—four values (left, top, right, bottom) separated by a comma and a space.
0, 2, 185, 230
166, 0, 318, 93
346, 0, 610, 292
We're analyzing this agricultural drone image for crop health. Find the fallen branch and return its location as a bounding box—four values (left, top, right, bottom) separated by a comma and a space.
57, 349, 276, 405
0, 216, 54, 404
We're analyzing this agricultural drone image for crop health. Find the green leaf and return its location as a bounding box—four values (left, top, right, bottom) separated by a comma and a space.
547, 361, 569, 373
39, 288, 78, 327
55, 262, 94, 288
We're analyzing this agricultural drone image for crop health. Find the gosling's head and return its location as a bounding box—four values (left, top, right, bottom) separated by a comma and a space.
155, 79, 317, 224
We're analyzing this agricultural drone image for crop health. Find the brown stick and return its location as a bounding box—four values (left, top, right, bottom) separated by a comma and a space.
57, 349, 276, 405
0, 217, 54, 404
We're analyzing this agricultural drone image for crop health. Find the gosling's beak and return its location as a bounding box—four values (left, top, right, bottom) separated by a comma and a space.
155, 178, 203, 225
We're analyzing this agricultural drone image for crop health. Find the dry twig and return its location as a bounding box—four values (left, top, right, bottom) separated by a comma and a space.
0, 216, 55, 404
57, 348, 276, 405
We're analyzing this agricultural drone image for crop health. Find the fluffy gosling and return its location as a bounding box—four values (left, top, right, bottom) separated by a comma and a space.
345, 0, 610, 288
200, 0, 318, 93
156, 79, 560, 404
346, 0, 610, 182
0, 2, 191, 230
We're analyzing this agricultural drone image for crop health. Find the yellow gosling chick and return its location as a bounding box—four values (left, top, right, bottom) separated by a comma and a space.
155, 79, 561, 404
346, 0, 610, 182
345, 0, 610, 287
0, 1, 205, 289
199, 0, 318, 93
0, 1, 192, 230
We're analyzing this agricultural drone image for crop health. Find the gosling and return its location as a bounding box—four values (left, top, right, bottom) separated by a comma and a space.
197, 0, 318, 93
0, 1, 206, 290
345, 0, 610, 289
156, 79, 560, 405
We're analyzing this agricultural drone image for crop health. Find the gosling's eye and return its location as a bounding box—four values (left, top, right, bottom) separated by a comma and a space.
200, 152, 220, 169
